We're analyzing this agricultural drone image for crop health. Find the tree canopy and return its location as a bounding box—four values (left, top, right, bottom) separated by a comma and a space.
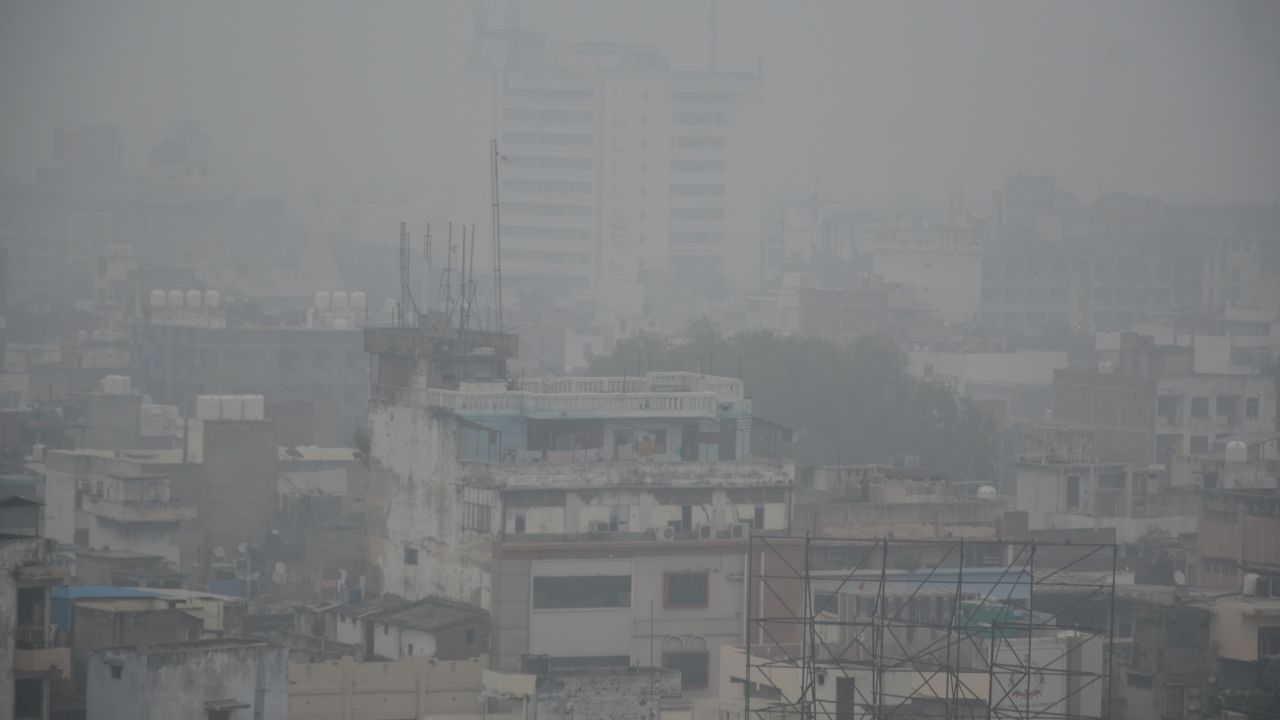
585, 319, 998, 486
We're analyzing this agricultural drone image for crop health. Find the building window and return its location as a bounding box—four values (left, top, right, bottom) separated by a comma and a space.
665, 572, 709, 608
663, 652, 710, 690
1260, 627, 1280, 657
1190, 435, 1210, 455
462, 486, 496, 534
681, 505, 693, 531
1217, 395, 1239, 421
1157, 395, 1179, 421
1065, 475, 1081, 510
754, 505, 766, 529
1191, 397, 1209, 418
513, 513, 526, 533
1247, 397, 1260, 419
404, 546, 419, 565
466, 629, 476, 645
533, 575, 631, 609
407, 643, 413, 656
815, 591, 838, 615
110, 665, 123, 680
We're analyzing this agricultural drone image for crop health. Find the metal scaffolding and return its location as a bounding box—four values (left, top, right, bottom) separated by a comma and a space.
744, 536, 1117, 720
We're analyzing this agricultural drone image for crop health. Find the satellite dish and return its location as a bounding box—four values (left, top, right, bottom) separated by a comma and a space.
237, 542, 249, 554
1173, 570, 1187, 587
213, 546, 226, 559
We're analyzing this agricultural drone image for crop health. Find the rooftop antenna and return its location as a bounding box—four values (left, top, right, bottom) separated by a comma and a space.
440, 222, 455, 328
422, 223, 432, 313
398, 221, 417, 327
491, 139, 505, 332
458, 224, 469, 332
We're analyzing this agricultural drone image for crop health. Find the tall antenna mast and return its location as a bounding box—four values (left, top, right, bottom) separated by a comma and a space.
440, 222, 455, 328
422, 223, 432, 313
491, 139, 504, 332
398, 221, 416, 327
459, 224, 468, 332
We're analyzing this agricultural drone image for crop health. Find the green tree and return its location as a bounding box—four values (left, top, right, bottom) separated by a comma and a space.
586, 321, 998, 484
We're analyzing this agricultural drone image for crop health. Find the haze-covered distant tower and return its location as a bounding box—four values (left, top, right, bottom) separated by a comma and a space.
472, 7, 761, 312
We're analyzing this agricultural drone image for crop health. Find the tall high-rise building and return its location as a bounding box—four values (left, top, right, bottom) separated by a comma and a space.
472, 14, 761, 316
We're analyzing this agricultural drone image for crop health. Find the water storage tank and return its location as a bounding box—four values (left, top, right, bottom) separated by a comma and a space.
977, 485, 998, 500
186, 289, 203, 307
167, 289, 184, 307
332, 291, 349, 309
196, 395, 221, 421
1226, 440, 1248, 463
242, 395, 265, 421
1244, 572, 1260, 596
351, 291, 367, 310
314, 291, 331, 310
204, 289, 221, 308
219, 395, 243, 421
150, 289, 166, 307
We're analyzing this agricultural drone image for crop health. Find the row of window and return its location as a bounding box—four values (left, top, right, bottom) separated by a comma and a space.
531, 571, 709, 610
672, 159, 727, 173
671, 184, 725, 197
671, 231, 724, 245
1158, 394, 1260, 421
503, 108, 593, 124
672, 137, 726, 150
503, 202, 593, 219
501, 225, 593, 242
505, 87, 595, 101
501, 178, 592, 195
672, 112, 728, 127
505, 155, 593, 171
671, 207, 725, 221
504, 248, 592, 266
502, 132, 592, 148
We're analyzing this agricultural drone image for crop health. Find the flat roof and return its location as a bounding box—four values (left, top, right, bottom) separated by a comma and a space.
102, 638, 273, 654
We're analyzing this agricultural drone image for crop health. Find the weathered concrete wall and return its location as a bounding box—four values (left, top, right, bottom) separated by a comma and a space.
201, 420, 278, 567
371, 622, 435, 660
87, 641, 288, 720
70, 605, 201, 687
534, 667, 680, 720
367, 402, 493, 606
87, 514, 180, 562
287, 655, 497, 720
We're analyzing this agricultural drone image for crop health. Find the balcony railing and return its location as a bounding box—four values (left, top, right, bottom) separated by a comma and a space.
15, 625, 60, 650
81, 495, 197, 523
426, 388, 720, 418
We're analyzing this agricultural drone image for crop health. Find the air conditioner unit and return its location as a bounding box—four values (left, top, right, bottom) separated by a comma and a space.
660, 526, 677, 541
731, 521, 751, 539
588, 521, 611, 534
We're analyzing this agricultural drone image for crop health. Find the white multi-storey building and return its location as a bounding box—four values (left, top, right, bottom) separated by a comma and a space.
476, 32, 762, 318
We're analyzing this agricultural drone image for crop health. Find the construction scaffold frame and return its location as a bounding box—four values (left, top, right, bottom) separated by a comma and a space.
744, 536, 1118, 720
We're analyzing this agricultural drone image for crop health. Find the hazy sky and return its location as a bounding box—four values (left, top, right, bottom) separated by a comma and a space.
3, 0, 1278, 213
